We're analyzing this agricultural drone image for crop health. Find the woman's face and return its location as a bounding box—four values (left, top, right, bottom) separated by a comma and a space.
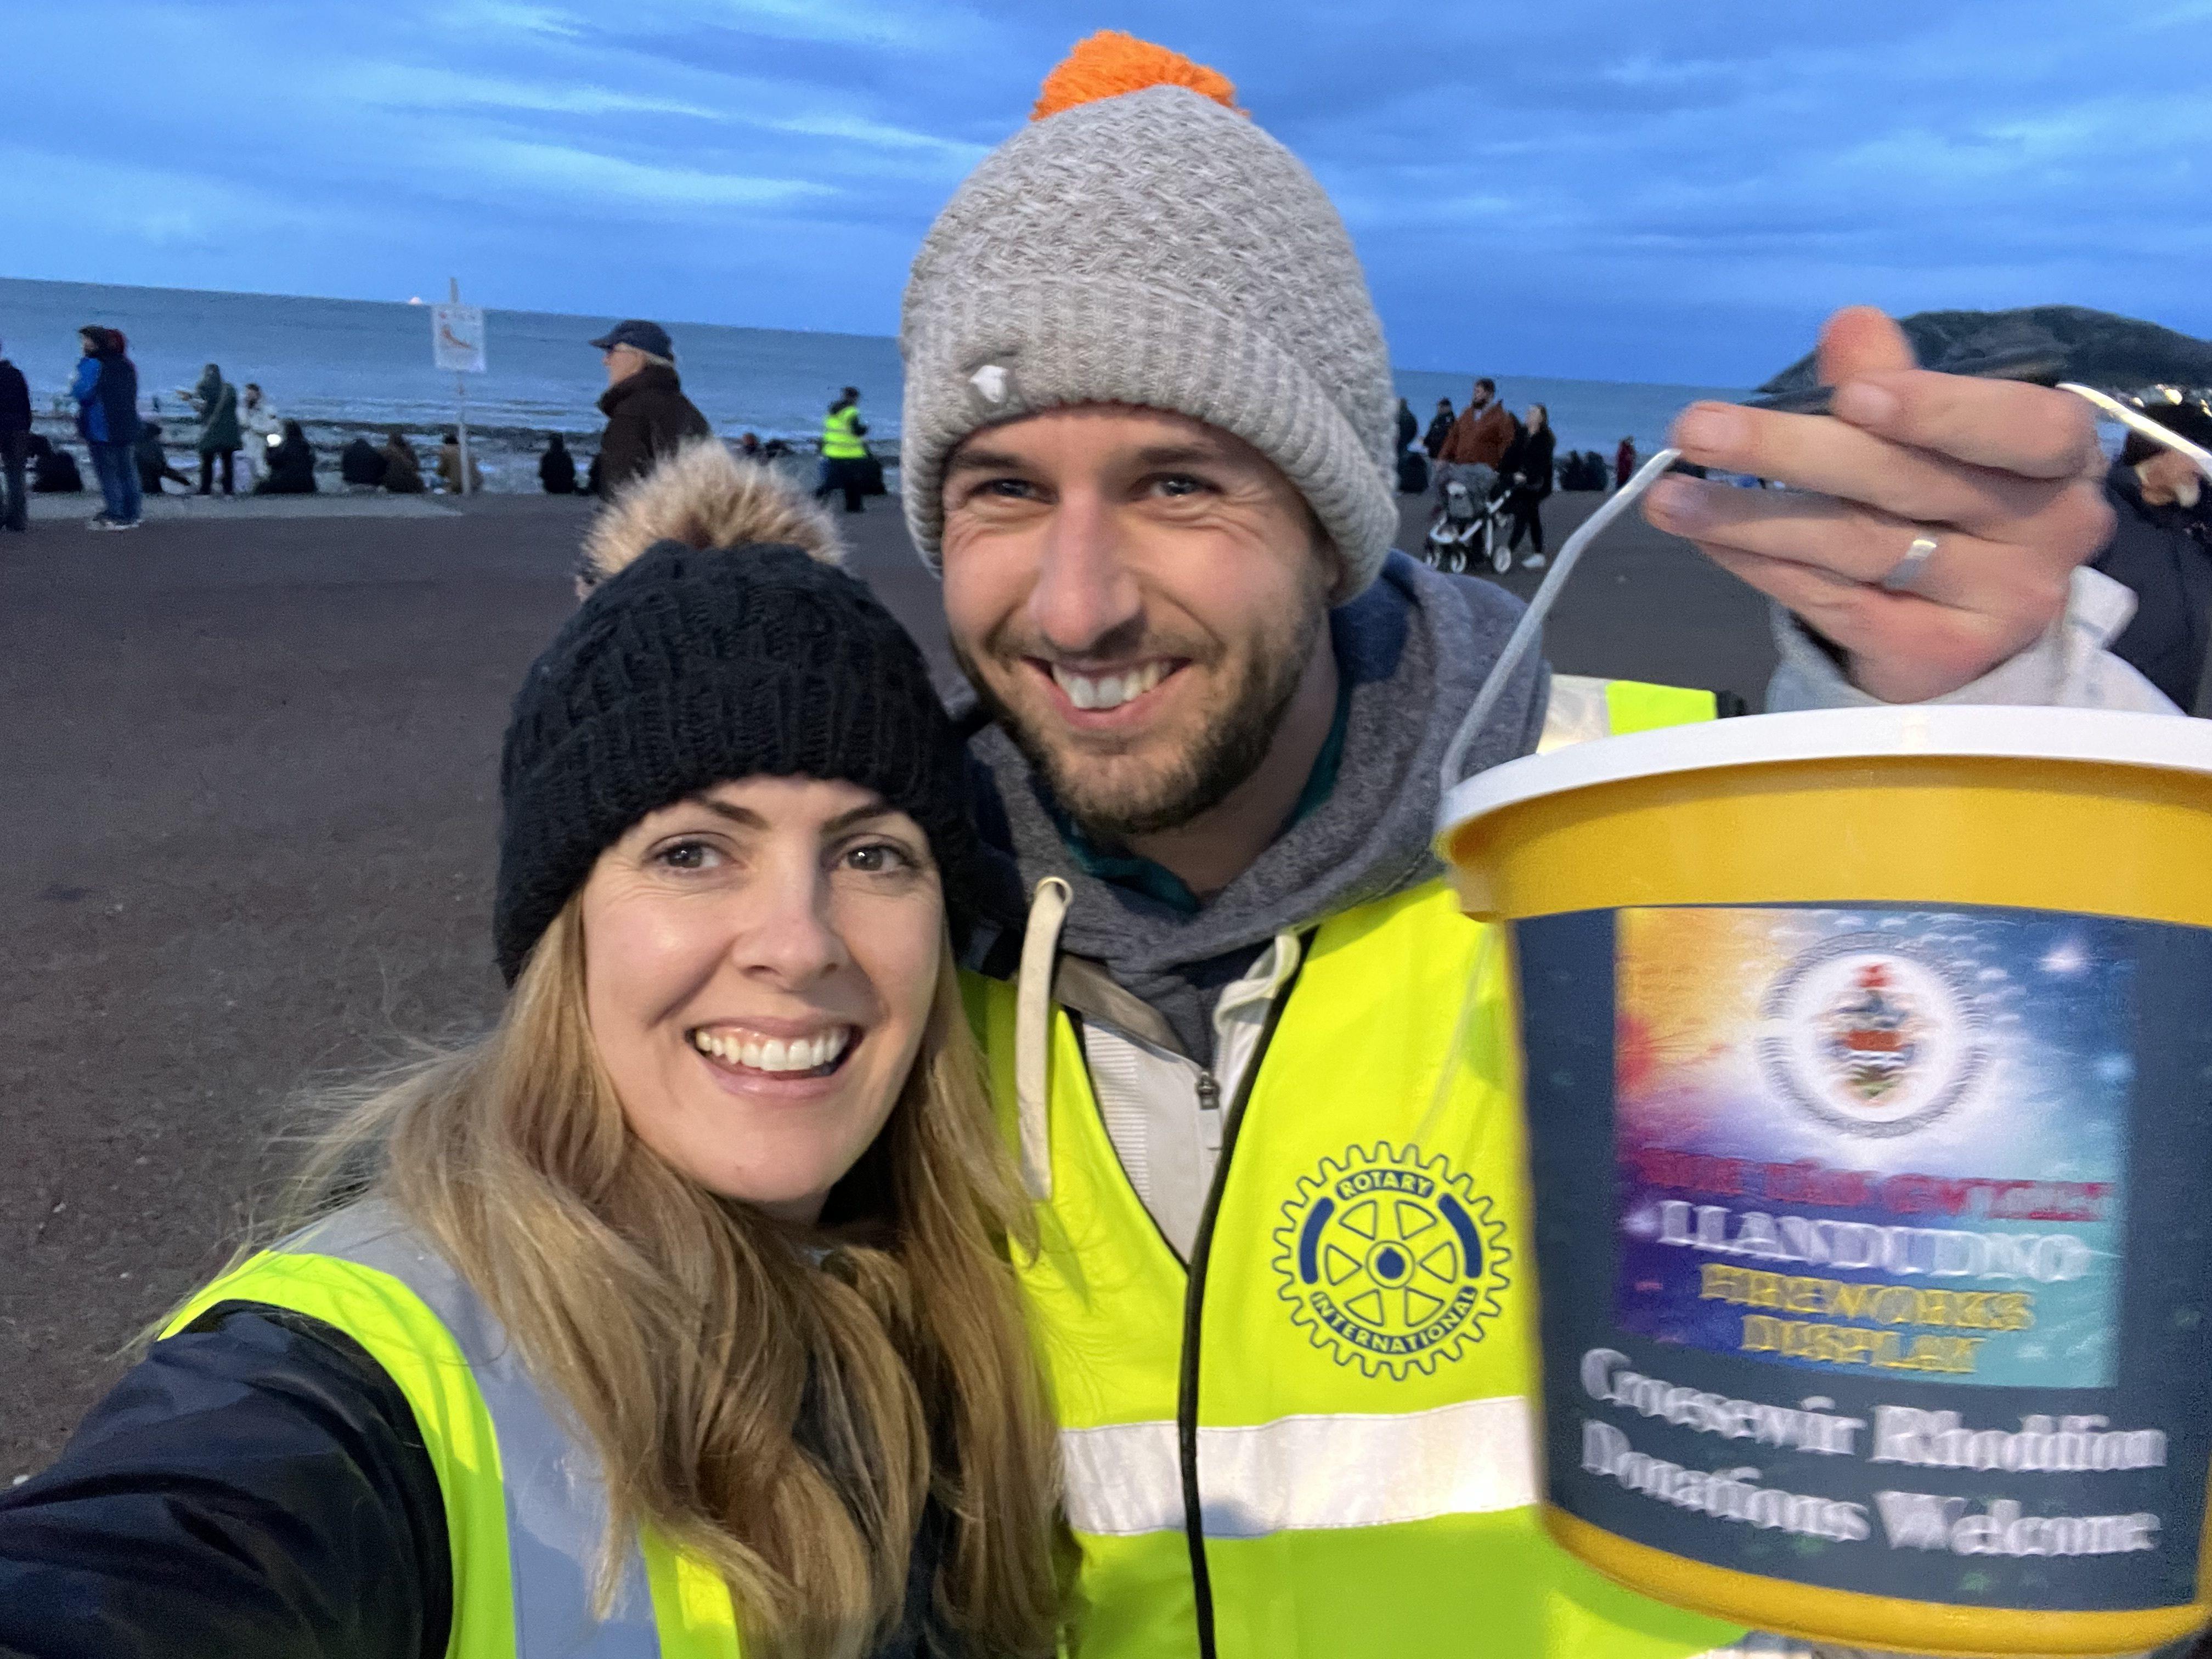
579, 776, 944, 1222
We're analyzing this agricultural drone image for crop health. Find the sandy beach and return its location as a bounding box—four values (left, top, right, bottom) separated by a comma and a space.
1, 488, 1773, 1477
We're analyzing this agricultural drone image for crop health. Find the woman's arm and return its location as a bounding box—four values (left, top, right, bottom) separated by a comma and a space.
0, 1306, 450, 1659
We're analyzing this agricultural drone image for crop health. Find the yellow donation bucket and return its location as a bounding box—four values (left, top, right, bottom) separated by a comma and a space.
1437, 704, 2212, 1657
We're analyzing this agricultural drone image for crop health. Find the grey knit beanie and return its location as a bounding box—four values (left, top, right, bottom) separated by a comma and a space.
899, 43, 1400, 600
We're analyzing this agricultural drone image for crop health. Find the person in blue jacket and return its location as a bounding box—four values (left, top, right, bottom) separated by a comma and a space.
71, 326, 143, 531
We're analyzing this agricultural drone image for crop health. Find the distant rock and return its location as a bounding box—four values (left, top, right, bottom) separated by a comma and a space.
1757, 306, 2212, 395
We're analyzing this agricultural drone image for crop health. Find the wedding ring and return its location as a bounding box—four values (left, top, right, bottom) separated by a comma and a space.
1879, 534, 1940, 594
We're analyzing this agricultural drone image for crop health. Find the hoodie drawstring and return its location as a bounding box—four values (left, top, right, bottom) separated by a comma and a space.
1015, 877, 1071, 1200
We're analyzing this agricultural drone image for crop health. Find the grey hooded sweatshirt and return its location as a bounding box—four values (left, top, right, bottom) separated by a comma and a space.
967, 549, 1543, 1254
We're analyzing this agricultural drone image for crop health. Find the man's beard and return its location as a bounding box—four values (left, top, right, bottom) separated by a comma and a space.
958, 603, 1325, 844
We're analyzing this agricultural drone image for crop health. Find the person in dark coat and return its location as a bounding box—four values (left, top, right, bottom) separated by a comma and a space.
0, 338, 30, 531
2091, 400, 2212, 711
30, 433, 83, 493
380, 428, 425, 494
1501, 403, 1556, 563
1615, 436, 1638, 490
185, 364, 242, 496
252, 419, 318, 494
1395, 397, 1417, 454
588, 319, 710, 493
340, 435, 388, 489
537, 432, 577, 494
71, 325, 143, 528
134, 421, 195, 494
1422, 397, 1454, 459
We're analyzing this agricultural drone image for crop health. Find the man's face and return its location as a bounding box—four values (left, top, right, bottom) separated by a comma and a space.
939, 405, 1333, 841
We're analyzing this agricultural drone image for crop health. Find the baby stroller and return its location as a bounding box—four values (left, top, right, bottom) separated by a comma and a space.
1423, 476, 1510, 574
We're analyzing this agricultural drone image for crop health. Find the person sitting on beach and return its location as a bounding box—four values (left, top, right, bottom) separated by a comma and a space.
340, 434, 388, 490
436, 430, 482, 494
589, 318, 711, 495
252, 419, 318, 495
736, 430, 763, 458
29, 433, 83, 494
133, 421, 195, 495
0, 450, 1061, 1658
537, 431, 577, 494
380, 427, 425, 494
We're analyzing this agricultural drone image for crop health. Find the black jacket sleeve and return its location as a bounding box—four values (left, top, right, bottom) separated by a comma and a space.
2092, 468, 2212, 712
0, 1305, 450, 1659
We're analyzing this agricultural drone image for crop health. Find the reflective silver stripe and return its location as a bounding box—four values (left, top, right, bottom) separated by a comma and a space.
292, 1201, 661, 1658
1060, 1394, 1537, 1539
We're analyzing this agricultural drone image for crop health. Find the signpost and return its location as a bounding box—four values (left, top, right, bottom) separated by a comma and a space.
431, 278, 486, 495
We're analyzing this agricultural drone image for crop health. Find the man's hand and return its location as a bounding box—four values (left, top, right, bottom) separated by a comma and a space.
1642, 306, 2113, 703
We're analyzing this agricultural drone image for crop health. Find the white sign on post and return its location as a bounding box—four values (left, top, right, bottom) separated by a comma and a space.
432, 304, 487, 374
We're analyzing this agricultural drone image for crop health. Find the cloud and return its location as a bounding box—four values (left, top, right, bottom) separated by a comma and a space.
15, 0, 2212, 382
333, 63, 725, 119
452, 137, 831, 210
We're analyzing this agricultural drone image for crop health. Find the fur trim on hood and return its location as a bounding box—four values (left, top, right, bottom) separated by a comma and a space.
575, 440, 844, 594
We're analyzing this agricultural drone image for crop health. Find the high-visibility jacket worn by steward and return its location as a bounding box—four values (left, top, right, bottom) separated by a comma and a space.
166, 1201, 743, 1659
967, 677, 1741, 1659
821, 404, 868, 460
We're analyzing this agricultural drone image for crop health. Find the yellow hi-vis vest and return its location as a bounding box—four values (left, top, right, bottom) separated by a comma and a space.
966, 685, 1734, 1659
821, 405, 868, 460
163, 1201, 742, 1658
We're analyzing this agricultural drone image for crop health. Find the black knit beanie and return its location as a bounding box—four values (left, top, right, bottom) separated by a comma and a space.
493, 537, 979, 983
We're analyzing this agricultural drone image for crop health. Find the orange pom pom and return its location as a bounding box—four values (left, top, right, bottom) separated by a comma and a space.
1030, 30, 1243, 122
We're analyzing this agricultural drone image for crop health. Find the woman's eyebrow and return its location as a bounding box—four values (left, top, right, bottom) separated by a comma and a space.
822, 803, 896, 833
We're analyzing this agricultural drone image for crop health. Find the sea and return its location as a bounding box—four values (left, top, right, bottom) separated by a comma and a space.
1, 276, 1745, 492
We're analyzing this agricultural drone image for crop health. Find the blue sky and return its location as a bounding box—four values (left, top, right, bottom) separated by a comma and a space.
8, 0, 2210, 383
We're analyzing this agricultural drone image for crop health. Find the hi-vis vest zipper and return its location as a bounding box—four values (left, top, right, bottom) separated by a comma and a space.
164, 1202, 742, 1658
965, 676, 1740, 1659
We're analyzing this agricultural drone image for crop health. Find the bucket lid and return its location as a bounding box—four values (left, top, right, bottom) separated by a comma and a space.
1436, 704, 2212, 845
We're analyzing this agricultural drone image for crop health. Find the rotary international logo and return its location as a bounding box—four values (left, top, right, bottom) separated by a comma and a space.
1273, 1143, 1511, 1379
1758, 933, 1989, 1138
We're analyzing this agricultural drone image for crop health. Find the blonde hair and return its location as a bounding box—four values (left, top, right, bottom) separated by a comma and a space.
274, 897, 1060, 1659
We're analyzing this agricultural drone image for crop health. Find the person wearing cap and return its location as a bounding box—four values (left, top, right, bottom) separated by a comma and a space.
2092, 394, 2212, 710
0, 448, 1060, 1658
591, 318, 713, 495
890, 30, 2172, 1659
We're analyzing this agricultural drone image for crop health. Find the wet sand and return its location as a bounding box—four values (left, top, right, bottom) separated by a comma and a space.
0, 486, 1774, 1475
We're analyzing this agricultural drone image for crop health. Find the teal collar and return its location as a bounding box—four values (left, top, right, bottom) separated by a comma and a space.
1050, 672, 1353, 916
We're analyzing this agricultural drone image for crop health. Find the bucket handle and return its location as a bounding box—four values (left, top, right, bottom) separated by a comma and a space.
1440, 446, 1683, 793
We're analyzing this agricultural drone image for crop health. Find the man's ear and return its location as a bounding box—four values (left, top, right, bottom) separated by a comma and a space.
1308, 507, 1350, 604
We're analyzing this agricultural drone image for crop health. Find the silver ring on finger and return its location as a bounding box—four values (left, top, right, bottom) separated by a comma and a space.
1879, 533, 1940, 595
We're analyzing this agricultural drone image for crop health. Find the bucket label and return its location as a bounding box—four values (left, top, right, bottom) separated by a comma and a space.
1615, 906, 2123, 1390
1517, 903, 2212, 1613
